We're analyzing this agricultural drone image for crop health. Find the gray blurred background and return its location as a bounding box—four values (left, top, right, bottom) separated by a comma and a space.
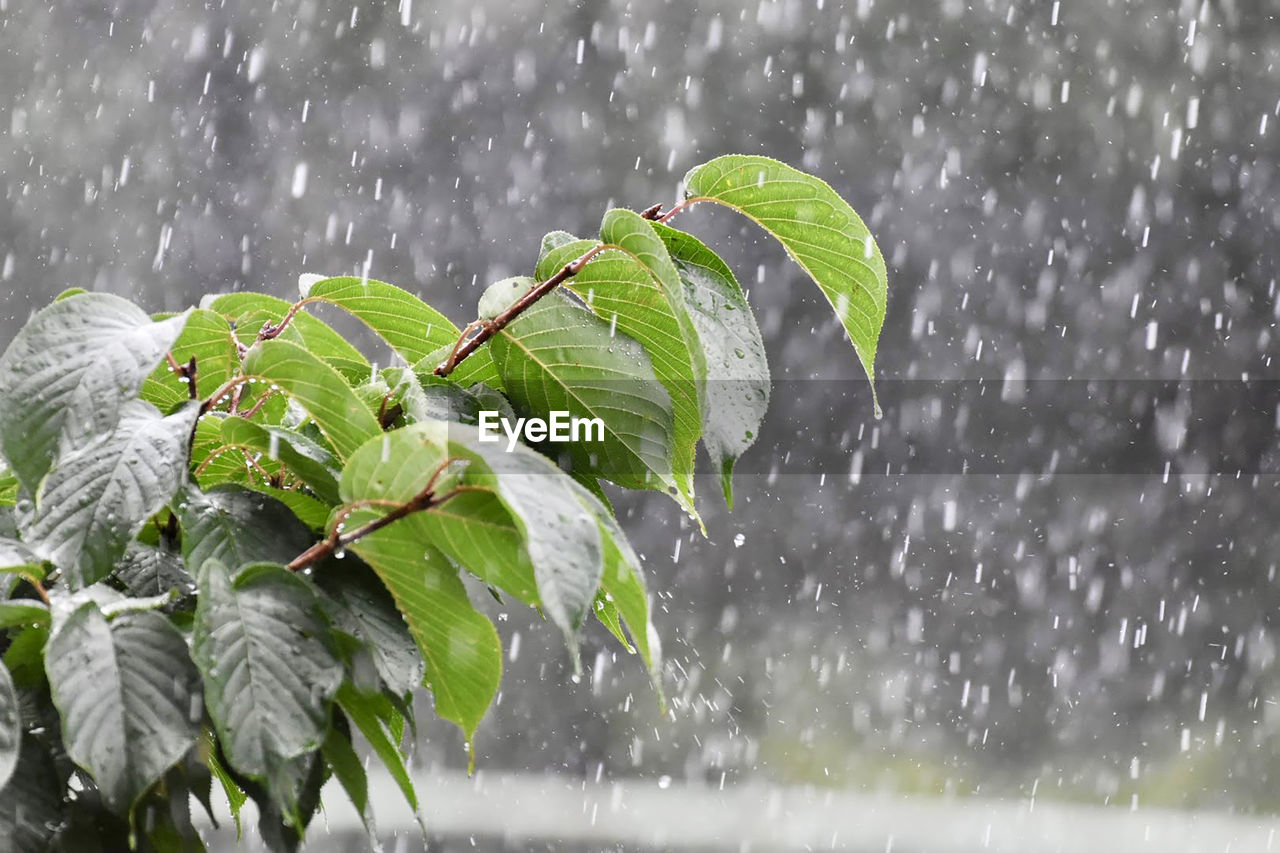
3, 0, 1280, 849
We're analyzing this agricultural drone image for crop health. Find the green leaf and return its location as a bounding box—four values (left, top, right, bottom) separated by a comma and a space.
218, 417, 341, 504
0, 468, 17, 506
681, 154, 888, 402
1, 626, 48, 689
242, 340, 381, 462
303, 276, 501, 389
204, 732, 246, 837
191, 561, 343, 780
0, 601, 50, 631
0, 293, 189, 491
538, 210, 706, 517
0, 735, 63, 852
314, 557, 424, 698
337, 468, 501, 746
201, 292, 369, 381
335, 684, 423, 822
452, 430, 604, 644
487, 286, 678, 495
652, 222, 770, 506
0, 537, 46, 590
45, 603, 202, 812
0, 661, 18, 790
417, 489, 538, 605
111, 543, 196, 599
592, 595, 630, 652
190, 416, 255, 490
347, 518, 501, 746
174, 485, 313, 579
565, 478, 661, 682
21, 401, 199, 589
140, 309, 238, 413
253, 487, 331, 531
321, 723, 375, 836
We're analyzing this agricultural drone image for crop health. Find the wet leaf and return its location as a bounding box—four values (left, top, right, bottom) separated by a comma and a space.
191, 561, 343, 781
20, 401, 199, 589
45, 602, 201, 812
0, 293, 188, 491
242, 339, 381, 462
681, 154, 888, 402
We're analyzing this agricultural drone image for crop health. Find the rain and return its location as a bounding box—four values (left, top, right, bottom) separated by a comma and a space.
2, 0, 1279, 850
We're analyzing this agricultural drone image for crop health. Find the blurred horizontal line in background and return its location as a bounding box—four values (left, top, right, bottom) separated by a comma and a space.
202, 771, 1280, 852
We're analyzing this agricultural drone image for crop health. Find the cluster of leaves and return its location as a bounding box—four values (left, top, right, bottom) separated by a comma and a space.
0, 155, 886, 851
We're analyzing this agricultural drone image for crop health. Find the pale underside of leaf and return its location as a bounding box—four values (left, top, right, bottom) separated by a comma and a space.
45, 603, 201, 812
174, 485, 315, 580
651, 222, 770, 506
452, 431, 603, 644
0, 293, 189, 491
22, 400, 199, 589
192, 561, 344, 780
0, 661, 18, 791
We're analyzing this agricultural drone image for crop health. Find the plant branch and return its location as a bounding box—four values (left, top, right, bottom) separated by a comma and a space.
239, 389, 276, 419
199, 375, 251, 415
257, 298, 317, 342
165, 353, 200, 399
434, 246, 605, 377
657, 197, 704, 224
286, 458, 475, 572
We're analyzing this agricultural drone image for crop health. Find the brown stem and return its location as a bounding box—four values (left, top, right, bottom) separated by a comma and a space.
658, 197, 703, 224
199, 375, 251, 415
238, 389, 276, 420
257, 298, 316, 342
434, 246, 605, 377
286, 458, 473, 572
185, 357, 199, 400
165, 353, 200, 399
29, 577, 50, 606
639, 203, 664, 221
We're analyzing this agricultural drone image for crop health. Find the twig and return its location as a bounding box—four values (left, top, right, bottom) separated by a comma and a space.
257, 298, 316, 342
286, 485, 476, 571
639, 203, 664, 221
164, 353, 200, 399
658, 197, 703, 224
286, 458, 474, 572
199, 376, 251, 415
29, 577, 50, 606
238, 389, 277, 420
434, 246, 605, 377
